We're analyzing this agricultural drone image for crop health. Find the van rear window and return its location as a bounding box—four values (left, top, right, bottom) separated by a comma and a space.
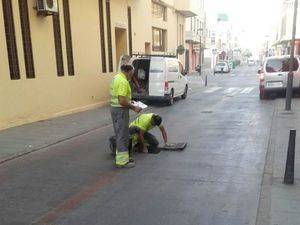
266, 58, 299, 73
150, 60, 164, 73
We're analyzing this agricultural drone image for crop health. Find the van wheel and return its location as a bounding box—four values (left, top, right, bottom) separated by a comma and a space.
167, 89, 174, 106
182, 85, 188, 99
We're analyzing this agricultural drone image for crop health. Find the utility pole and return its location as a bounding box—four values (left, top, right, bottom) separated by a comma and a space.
265, 40, 269, 57
285, 0, 298, 111
197, 28, 203, 75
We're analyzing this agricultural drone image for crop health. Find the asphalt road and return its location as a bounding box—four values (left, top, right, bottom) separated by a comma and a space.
0, 65, 276, 225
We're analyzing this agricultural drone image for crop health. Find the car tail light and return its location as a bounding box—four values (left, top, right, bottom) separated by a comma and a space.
164, 81, 169, 91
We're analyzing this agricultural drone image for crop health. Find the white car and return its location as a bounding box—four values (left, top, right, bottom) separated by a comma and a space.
214, 62, 230, 73
259, 56, 300, 99
248, 59, 255, 66
120, 55, 188, 105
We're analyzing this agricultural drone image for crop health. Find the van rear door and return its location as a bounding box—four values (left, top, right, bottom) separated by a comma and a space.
264, 57, 299, 89
149, 57, 165, 97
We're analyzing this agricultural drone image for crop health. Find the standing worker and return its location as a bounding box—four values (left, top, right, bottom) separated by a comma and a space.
110, 64, 141, 168
129, 113, 168, 153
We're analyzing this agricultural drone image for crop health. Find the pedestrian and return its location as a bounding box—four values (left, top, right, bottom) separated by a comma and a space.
110, 64, 142, 168
129, 113, 168, 154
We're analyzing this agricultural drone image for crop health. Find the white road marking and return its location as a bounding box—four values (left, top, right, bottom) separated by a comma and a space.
203, 87, 222, 93
229, 88, 243, 96
240, 87, 255, 94
223, 87, 238, 94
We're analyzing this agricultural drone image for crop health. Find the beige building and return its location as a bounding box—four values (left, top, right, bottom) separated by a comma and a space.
0, 0, 189, 130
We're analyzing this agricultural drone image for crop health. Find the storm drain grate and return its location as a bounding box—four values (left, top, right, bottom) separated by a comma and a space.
201, 110, 213, 113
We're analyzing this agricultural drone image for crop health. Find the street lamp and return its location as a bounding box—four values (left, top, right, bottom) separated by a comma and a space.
285, 0, 298, 111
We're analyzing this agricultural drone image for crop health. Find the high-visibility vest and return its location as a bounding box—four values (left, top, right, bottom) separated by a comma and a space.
130, 113, 155, 132
110, 72, 131, 107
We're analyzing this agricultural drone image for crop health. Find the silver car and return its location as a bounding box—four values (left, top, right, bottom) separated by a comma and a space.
259, 56, 300, 99
214, 62, 230, 73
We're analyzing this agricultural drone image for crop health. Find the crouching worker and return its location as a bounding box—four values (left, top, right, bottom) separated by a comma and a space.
129, 113, 168, 153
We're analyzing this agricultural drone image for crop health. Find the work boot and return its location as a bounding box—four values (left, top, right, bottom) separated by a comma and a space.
129, 157, 134, 163
116, 161, 135, 168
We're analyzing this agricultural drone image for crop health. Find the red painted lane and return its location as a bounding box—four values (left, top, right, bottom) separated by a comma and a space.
36, 172, 117, 225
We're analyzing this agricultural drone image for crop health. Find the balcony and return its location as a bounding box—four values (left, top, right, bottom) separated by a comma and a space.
186, 31, 205, 44
174, 0, 197, 17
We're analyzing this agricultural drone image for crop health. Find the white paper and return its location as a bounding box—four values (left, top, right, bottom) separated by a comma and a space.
132, 101, 148, 109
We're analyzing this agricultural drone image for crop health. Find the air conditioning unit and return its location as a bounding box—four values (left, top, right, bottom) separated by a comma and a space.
36, 0, 58, 16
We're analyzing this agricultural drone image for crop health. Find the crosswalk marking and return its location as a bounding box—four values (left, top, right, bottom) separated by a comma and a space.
202, 86, 256, 95
240, 87, 254, 94
227, 88, 243, 96
203, 87, 222, 93
223, 87, 238, 94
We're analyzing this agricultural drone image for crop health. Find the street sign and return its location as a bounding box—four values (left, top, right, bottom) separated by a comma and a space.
212, 49, 217, 55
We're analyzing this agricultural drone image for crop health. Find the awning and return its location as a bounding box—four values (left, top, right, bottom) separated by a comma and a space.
176, 10, 197, 18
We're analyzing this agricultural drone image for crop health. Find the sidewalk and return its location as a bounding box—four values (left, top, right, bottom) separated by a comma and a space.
0, 106, 114, 163
257, 98, 300, 225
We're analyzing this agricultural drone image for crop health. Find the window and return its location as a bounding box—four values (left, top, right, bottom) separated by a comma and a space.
179, 24, 184, 45
2, 0, 20, 80
52, 13, 64, 76
19, 0, 35, 79
128, 7, 133, 56
152, 27, 166, 52
98, 0, 106, 73
62, 0, 75, 75
152, 2, 167, 21
168, 61, 178, 72
266, 58, 299, 73
217, 62, 226, 67
106, 0, 113, 72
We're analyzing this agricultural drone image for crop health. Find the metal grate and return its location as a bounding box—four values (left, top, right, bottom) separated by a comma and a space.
62, 0, 74, 76
52, 12, 64, 76
2, 0, 20, 80
128, 7, 132, 56
106, 0, 113, 72
19, 0, 35, 78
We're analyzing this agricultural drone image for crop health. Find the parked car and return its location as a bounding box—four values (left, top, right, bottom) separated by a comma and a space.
195, 64, 201, 73
248, 59, 255, 66
214, 62, 230, 73
259, 56, 300, 99
120, 55, 188, 105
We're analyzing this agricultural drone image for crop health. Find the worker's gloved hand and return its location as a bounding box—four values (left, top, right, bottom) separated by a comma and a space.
142, 146, 148, 154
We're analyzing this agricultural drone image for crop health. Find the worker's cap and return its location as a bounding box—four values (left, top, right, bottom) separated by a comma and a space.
120, 64, 134, 73
152, 114, 162, 126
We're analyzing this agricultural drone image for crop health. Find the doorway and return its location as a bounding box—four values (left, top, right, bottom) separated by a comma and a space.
145, 42, 151, 55
115, 28, 128, 69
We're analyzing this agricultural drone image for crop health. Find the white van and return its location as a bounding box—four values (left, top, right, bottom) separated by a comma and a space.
121, 55, 189, 105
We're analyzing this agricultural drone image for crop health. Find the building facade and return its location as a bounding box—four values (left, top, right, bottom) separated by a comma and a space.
184, 0, 205, 72
0, 0, 188, 130
275, 0, 300, 56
